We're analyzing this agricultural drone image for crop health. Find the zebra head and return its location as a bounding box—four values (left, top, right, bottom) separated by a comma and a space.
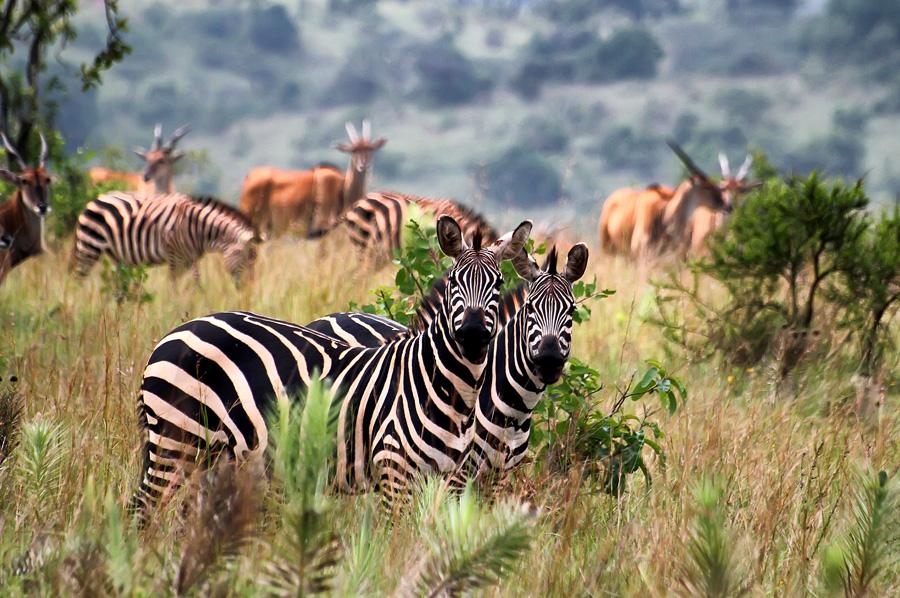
437, 215, 532, 363
513, 243, 589, 385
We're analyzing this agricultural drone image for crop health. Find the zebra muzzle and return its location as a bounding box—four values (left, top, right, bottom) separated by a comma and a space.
533, 336, 566, 384
455, 308, 491, 362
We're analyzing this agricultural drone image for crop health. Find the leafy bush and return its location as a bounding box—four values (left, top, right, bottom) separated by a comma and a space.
101, 262, 154, 306
654, 172, 881, 376
512, 26, 664, 99
351, 214, 452, 326
713, 88, 772, 127
592, 126, 661, 172
413, 36, 491, 107
517, 116, 569, 154
829, 209, 900, 374
785, 111, 869, 179
531, 358, 683, 495
482, 146, 562, 207
249, 5, 300, 55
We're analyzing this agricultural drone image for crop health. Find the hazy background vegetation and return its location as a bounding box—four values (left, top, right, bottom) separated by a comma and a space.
50, 0, 900, 232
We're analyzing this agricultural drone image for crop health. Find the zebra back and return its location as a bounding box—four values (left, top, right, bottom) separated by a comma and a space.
341, 191, 497, 257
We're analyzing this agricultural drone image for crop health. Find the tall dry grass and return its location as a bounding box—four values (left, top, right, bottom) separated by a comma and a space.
0, 232, 896, 596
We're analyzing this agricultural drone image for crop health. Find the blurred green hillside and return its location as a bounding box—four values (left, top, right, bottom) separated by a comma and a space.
56, 0, 900, 231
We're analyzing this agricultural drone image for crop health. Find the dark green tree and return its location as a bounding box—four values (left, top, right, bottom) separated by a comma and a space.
0, 0, 130, 164
831, 209, 900, 375
655, 174, 871, 375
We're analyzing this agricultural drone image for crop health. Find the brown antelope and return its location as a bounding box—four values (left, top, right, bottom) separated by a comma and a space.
629, 142, 733, 259
238, 120, 386, 237
87, 124, 190, 195
0, 132, 51, 285
598, 183, 674, 254
687, 152, 759, 253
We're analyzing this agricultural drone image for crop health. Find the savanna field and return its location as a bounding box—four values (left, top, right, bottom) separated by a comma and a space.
1, 0, 899, 596
0, 224, 896, 595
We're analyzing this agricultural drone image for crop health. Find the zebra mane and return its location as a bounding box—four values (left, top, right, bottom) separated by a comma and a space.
189, 195, 255, 229
544, 246, 559, 275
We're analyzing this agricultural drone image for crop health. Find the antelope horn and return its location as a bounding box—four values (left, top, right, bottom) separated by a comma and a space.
166, 124, 191, 151
667, 140, 711, 182
345, 121, 359, 143
0, 132, 26, 170
39, 133, 48, 168
718, 152, 730, 178
362, 119, 371, 140
152, 123, 163, 150
736, 154, 753, 181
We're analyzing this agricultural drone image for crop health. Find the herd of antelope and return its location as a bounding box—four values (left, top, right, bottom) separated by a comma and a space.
0, 119, 759, 286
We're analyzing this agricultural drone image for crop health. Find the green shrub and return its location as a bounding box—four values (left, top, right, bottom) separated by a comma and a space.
517, 116, 569, 154
829, 209, 900, 374
249, 5, 300, 55
531, 358, 682, 495
482, 146, 562, 207
592, 126, 661, 172
654, 172, 875, 375
413, 35, 491, 107
512, 26, 664, 98
100, 262, 154, 306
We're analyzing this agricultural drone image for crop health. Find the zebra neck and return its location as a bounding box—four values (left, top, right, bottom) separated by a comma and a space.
416, 307, 486, 417
472, 311, 547, 472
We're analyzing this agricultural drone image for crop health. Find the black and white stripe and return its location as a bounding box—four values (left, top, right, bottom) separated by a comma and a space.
130, 217, 532, 518
305, 244, 590, 477
73, 192, 259, 282
341, 191, 497, 257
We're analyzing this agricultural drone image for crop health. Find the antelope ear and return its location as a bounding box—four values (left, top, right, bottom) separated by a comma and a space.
563, 243, 589, 283
371, 138, 387, 150
488, 220, 532, 262
437, 215, 468, 258
0, 168, 17, 184
170, 151, 185, 163
133, 148, 147, 160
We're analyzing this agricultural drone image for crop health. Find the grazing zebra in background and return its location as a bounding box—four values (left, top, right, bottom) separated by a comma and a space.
337, 191, 497, 258
306, 243, 589, 476
73, 193, 260, 283
130, 216, 533, 519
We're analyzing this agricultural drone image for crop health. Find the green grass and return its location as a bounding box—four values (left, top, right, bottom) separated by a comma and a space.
0, 230, 896, 595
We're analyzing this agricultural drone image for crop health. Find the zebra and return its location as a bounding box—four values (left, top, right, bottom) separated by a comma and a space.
130, 216, 533, 519
305, 243, 589, 476
73, 193, 261, 283
337, 191, 498, 258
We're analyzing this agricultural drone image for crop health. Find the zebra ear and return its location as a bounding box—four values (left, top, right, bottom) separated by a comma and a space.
436, 215, 468, 258
488, 219, 532, 262
563, 243, 589, 283
511, 249, 540, 281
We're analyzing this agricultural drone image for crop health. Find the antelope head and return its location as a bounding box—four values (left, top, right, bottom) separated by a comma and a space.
337, 119, 387, 173
718, 152, 762, 209
134, 123, 190, 188
667, 140, 732, 214
0, 132, 52, 217
0, 225, 11, 250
